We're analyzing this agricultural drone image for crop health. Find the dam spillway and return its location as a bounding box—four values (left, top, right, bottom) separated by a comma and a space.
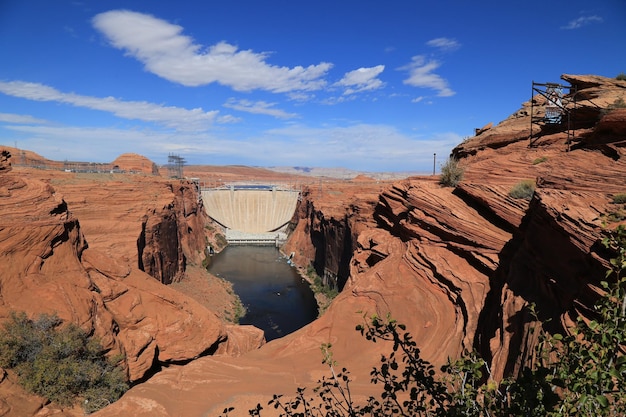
201, 185, 300, 244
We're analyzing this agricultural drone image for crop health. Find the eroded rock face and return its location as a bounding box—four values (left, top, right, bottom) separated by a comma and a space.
0, 154, 228, 386
284, 186, 379, 291
0, 152, 272, 416
476, 189, 614, 379
137, 182, 207, 284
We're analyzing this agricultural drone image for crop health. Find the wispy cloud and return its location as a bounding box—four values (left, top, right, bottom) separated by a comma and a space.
399, 56, 455, 97
223, 99, 298, 119
426, 37, 460, 52
561, 15, 603, 30
2, 124, 188, 162
263, 123, 460, 171
3, 122, 460, 172
336, 65, 386, 95
0, 113, 48, 124
0, 80, 221, 131
92, 10, 333, 92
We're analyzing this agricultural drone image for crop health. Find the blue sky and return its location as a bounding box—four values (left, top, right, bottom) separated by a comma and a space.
0, 1, 624, 172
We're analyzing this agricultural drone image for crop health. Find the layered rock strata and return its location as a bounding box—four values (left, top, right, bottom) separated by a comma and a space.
0, 151, 266, 415
0, 152, 229, 383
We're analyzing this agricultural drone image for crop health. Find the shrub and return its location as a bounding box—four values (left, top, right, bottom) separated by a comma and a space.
616, 73, 626, 81
439, 157, 464, 187
613, 193, 626, 204
604, 210, 626, 223
609, 97, 626, 109
532, 156, 548, 165
0, 312, 128, 414
509, 179, 536, 200
306, 265, 338, 313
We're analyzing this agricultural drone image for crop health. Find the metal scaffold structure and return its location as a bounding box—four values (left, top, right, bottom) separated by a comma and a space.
529, 81, 578, 149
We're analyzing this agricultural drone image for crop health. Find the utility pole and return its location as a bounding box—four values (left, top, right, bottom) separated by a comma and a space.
433, 153, 436, 175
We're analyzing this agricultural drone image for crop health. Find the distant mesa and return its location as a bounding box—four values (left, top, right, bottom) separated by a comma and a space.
352, 174, 376, 182
2, 146, 49, 167
111, 153, 159, 175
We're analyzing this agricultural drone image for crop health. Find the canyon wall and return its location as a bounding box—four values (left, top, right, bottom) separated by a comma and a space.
286, 75, 626, 378
0, 153, 265, 416
138, 182, 208, 284
0, 156, 230, 383
284, 185, 382, 291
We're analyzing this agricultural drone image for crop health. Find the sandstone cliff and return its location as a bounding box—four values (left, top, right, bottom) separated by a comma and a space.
90, 74, 626, 417
137, 181, 209, 284
0, 152, 229, 382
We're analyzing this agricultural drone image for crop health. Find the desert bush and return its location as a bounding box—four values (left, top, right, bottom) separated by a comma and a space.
509, 179, 536, 200
439, 157, 464, 187
616, 73, 626, 81
0, 312, 128, 414
609, 97, 626, 109
532, 156, 548, 165
306, 265, 338, 313
613, 193, 626, 204
604, 210, 626, 224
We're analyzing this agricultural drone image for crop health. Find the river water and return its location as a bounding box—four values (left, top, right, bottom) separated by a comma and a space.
207, 246, 318, 341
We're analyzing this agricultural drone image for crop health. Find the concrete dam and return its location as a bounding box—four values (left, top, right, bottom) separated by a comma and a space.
201, 185, 300, 244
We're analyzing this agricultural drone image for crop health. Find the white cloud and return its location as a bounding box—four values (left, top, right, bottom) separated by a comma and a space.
223, 98, 298, 119
216, 114, 242, 124
0, 80, 220, 131
0, 113, 48, 124
561, 15, 603, 30
336, 65, 386, 95
262, 123, 460, 171
399, 56, 455, 97
4, 122, 460, 172
426, 37, 460, 51
2, 124, 200, 164
92, 10, 333, 92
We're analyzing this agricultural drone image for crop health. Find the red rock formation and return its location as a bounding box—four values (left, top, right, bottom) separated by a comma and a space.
138, 181, 208, 284
0, 152, 229, 383
451, 73, 626, 378
0, 151, 268, 415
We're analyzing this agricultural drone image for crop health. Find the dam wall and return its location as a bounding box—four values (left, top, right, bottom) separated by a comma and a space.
201, 187, 300, 239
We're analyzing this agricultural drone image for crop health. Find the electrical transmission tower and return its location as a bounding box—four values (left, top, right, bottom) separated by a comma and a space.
167, 154, 186, 178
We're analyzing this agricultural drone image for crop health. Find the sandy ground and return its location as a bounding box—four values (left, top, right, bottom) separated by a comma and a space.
171, 264, 242, 323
